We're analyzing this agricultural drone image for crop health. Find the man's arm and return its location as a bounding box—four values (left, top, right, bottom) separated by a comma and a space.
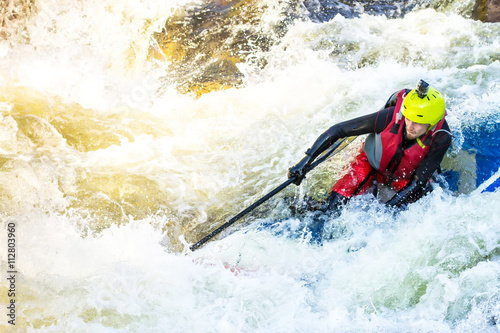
288, 108, 393, 184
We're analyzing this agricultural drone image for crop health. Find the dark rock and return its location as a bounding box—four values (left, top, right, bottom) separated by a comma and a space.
472, 0, 500, 22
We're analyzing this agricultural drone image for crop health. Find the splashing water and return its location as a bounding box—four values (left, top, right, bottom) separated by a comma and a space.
0, 0, 500, 331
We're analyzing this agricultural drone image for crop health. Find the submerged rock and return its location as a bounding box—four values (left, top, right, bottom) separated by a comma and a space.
0, 0, 35, 43
472, 0, 500, 22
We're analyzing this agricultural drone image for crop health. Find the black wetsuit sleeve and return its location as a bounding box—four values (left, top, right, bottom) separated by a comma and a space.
304, 108, 393, 163
301, 89, 407, 166
387, 121, 452, 207
288, 108, 393, 184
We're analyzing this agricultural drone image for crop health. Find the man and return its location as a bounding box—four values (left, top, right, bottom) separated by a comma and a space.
288, 79, 452, 212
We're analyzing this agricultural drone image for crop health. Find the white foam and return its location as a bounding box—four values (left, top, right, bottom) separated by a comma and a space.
0, 1, 499, 331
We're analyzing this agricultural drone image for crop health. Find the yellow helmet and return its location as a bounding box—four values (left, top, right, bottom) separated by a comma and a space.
402, 80, 445, 127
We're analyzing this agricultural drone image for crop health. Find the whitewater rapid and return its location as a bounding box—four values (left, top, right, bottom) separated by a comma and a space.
1, 0, 500, 331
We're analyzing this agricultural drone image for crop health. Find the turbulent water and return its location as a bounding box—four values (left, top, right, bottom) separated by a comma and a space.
1, 0, 500, 331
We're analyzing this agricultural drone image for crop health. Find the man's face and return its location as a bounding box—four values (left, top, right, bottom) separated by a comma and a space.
404, 118, 430, 140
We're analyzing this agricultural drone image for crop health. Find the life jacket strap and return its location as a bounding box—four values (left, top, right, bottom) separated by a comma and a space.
416, 137, 426, 149
395, 92, 406, 124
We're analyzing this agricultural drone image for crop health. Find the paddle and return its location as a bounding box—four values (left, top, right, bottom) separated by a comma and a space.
189, 137, 355, 251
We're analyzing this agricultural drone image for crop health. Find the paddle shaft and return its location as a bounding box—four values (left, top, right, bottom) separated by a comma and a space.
189, 138, 348, 251
189, 177, 295, 251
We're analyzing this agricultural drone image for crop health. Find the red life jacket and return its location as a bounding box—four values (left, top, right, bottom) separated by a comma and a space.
363, 89, 446, 191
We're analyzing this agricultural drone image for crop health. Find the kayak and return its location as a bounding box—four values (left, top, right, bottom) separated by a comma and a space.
442, 122, 500, 194
474, 167, 500, 194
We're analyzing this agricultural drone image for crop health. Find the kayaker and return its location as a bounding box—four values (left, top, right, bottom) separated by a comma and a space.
288, 79, 452, 211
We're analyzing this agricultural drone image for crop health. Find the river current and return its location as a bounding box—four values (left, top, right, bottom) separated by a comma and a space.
0, 0, 500, 331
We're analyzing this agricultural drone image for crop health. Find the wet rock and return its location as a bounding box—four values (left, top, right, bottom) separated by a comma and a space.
153, 0, 279, 97
0, 0, 35, 43
472, 0, 500, 22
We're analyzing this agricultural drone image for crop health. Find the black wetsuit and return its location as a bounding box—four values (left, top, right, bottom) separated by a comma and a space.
289, 90, 452, 208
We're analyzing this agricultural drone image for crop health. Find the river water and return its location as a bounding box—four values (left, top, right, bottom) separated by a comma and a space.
0, 0, 500, 331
